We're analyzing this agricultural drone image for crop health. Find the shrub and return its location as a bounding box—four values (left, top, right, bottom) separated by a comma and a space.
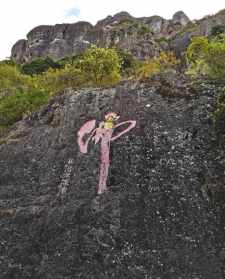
39, 66, 85, 94
78, 45, 121, 86
21, 57, 62, 76
0, 87, 48, 127
211, 25, 225, 37
0, 46, 124, 131
118, 50, 140, 76
137, 25, 152, 36
0, 64, 50, 130
186, 35, 225, 79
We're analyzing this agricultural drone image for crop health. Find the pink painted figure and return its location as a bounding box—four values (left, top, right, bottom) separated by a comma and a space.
77, 113, 136, 194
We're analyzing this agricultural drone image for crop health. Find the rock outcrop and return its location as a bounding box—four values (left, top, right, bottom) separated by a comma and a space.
170, 9, 225, 56
172, 11, 190, 26
11, 9, 225, 63
11, 10, 192, 62
0, 77, 225, 278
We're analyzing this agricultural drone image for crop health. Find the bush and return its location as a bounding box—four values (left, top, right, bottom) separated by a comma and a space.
78, 45, 121, 86
118, 50, 140, 76
21, 57, 62, 76
186, 35, 225, 79
0, 46, 124, 131
0, 88, 48, 127
137, 25, 152, 36
211, 25, 225, 37
39, 66, 85, 94
0, 64, 50, 130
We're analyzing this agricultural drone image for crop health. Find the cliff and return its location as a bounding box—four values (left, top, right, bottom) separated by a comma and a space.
11, 10, 191, 63
11, 9, 225, 63
0, 77, 225, 278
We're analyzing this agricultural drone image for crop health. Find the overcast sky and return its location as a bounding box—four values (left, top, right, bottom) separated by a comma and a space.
0, 0, 224, 60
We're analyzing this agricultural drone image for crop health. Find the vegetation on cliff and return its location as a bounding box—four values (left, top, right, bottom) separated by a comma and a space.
0, 46, 122, 133
1, 31, 225, 134
186, 34, 225, 79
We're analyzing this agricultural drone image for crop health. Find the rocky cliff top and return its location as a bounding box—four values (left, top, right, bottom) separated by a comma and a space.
11, 9, 225, 63
0, 77, 225, 278
10, 10, 193, 63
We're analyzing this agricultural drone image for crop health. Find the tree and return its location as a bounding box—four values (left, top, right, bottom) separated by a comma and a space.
186, 36, 209, 64
78, 45, 121, 86
186, 35, 225, 79
21, 57, 62, 76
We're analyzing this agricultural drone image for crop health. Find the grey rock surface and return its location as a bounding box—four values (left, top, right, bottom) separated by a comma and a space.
11, 9, 225, 63
0, 78, 225, 278
10, 10, 195, 62
172, 11, 190, 26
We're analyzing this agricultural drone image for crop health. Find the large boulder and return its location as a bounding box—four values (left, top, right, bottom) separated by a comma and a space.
11, 22, 93, 62
0, 78, 225, 278
172, 11, 190, 26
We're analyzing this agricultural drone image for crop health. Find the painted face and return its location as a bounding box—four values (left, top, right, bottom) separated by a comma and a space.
104, 112, 120, 129
105, 112, 120, 121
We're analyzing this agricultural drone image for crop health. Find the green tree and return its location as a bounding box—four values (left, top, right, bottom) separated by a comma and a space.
211, 25, 225, 37
0, 63, 50, 131
21, 57, 62, 76
186, 36, 209, 64
78, 45, 121, 86
186, 35, 225, 79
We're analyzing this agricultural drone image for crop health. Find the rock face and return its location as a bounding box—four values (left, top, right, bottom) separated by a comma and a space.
11, 9, 225, 63
0, 78, 225, 278
12, 22, 93, 63
11, 11, 192, 62
170, 9, 225, 57
172, 11, 190, 26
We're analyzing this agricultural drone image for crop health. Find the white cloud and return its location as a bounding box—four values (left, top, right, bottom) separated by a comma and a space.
0, 0, 224, 60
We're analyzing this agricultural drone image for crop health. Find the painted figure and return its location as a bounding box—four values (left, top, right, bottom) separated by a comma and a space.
77, 113, 136, 194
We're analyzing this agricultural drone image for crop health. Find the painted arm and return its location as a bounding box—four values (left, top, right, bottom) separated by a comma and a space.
91, 122, 105, 144
111, 120, 136, 142
77, 120, 97, 153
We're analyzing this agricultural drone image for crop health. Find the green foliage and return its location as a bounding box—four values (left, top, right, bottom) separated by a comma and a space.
176, 22, 198, 38
40, 66, 85, 94
0, 64, 31, 98
186, 35, 225, 79
78, 45, 121, 86
0, 87, 48, 127
211, 25, 225, 37
137, 25, 152, 36
21, 57, 62, 76
0, 64, 49, 131
156, 37, 169, 44
0, 59, 17, 66
118, 50, 141, 76
113, 18, 138, 29
186, 36, 209, 63
0, 46, 123, 131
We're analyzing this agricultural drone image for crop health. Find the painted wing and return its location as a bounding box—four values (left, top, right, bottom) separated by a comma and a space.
77, 120, 96, 153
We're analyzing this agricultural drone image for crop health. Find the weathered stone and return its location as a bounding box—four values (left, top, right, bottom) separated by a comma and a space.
172, 11, 190, 26
11, 39, 29, 63
11, 9, 225, 62
0, 78, 225, 278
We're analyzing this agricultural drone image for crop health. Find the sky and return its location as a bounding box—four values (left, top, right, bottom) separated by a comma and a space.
0, 0, 224, 60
